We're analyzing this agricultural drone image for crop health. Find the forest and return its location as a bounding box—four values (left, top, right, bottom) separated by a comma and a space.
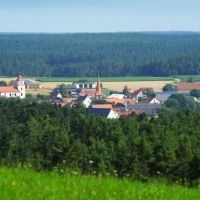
0, 98, 199, 186
0, 32, 200, 77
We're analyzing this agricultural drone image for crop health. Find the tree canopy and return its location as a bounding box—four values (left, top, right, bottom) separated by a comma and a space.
1, 32, 200, 77
0, 98, 199, 185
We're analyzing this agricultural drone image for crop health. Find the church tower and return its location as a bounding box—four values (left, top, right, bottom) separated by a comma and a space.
16, 75, 25, 99
95, 74, 102, 99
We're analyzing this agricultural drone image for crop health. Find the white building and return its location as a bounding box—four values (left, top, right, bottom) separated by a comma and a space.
148, 98, 161, 104
89, 108, 119, 119
73, 82, 96, 89
107, 94, 125, 99
74, 95, 92, 108
0, 75, 26, 99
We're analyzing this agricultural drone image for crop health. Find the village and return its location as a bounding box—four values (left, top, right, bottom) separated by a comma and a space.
1, 75, 200, 119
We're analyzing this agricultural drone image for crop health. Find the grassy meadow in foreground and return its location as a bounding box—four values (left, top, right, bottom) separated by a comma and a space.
0, 168, 199, 200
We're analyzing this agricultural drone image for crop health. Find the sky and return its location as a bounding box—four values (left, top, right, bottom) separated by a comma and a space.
0, 0, 199, 33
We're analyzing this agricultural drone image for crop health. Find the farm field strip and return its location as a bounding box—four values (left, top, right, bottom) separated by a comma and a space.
35, 75, 200, 82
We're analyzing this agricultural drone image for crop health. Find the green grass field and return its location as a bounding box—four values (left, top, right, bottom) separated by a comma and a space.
0, 167, 199, 200
36, 76, 174, 82
35, 75, 200, 82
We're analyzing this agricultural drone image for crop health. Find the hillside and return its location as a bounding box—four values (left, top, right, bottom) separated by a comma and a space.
0, 167, 199, 200
0, 32, 200, 77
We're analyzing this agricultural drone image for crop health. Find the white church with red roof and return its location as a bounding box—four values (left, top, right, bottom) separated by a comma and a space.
0, 75, 25, 99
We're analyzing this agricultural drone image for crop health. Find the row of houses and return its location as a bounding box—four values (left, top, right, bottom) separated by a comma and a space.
51, 77, 200, 119
1, 75, 200, 119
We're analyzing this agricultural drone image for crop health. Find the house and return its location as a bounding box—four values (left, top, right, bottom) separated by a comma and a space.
127, 104, 160, 117
0, 75, 25, 99
107, 94, 125, 99
10, 79, 41, 90
60, 97, 76, 107
91, 104, 113, 109
79, 89, 96, 97
126, 98, 137, 104
73, 81, 96, 89
24, 80, 41, 90
66, 84, 78, 95
105, 98, 125, 106
79, 75, 103, 98
74, 95, 92, 108
176, 82, 200, 93
56, 93, 63, 99
155, 91, 177, 103
89, 108, 119, 119
51, 91, 63, 101
148, 98, 161, 104
132, 88, 154, 100
132, 89, 144, 100
140, 87, 154, 93
193, 97, 200, 103
114, 109, 134, 117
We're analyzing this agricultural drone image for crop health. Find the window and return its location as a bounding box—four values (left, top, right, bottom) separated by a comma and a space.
21, 93, 23, 96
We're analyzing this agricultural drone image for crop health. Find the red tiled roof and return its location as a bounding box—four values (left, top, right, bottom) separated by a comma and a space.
177, 82, 200, 90
92, 104, 113, 109
95, 75, 102, 98
140, 88, 154, 93
0, 86, 19, 93
116, 110, 134, 116
132, 89, 143, 96
79, 89, 96, 96
126, 98, 137, 104
105, 98, 125, 105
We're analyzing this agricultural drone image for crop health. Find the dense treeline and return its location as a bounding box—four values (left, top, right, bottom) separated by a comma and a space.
0, 98, 199, 185
1, 32, 200, 77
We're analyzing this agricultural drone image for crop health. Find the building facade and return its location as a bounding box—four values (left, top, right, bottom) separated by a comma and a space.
0, 75, 25, 99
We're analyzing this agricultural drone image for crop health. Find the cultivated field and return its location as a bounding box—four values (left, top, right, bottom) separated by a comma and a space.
0, 167, 199, 200
103, 81, 172, 92
36, 76, 175, 82
31, 80, 172, 95
36, 75, 200, 82
0, 77, 173, 95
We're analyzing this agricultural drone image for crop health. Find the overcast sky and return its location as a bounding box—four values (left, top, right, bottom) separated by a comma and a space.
0, 0, 199, 32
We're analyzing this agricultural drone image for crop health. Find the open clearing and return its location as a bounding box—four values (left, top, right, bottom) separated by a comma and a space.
0, 77, 172, 95
35, 80, 172, 95
0, 167, 199, 200
35, 75, 200, 82
103, 81, 172, 92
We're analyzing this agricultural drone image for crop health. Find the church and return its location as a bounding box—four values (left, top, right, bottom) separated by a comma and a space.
0, 75, 26, 99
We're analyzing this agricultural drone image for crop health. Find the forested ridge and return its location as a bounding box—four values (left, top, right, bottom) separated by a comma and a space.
0, 98, 199, 185
0, 32, 200, 77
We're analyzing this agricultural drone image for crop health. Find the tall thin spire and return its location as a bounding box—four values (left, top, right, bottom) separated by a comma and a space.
95, 74, 102, 99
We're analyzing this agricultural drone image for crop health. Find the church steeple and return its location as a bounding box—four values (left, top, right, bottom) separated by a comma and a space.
16, 74, 25, 99
95, 74, 102, 99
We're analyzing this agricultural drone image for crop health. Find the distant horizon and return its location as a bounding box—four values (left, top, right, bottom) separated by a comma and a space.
0, 0, 199, 32
0, 31, 200, 34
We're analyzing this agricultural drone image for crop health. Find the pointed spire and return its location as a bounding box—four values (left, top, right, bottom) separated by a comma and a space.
95, 74, 102, 99
16, 74, 24, 82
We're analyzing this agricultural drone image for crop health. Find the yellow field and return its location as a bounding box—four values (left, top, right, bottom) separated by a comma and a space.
0, 77, 172, 96
28, 82, 73, 96
103, 81, 172, 92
